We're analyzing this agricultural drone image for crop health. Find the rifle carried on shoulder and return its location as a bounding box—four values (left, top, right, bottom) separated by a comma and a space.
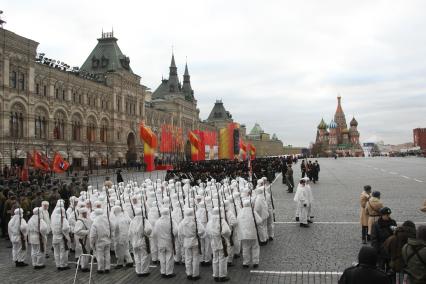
215, 184, 228, 257
60, 206, 69, 251
38, 208, 45, 253
77, 219, 88, 254
249, 195, 261, 245
192, 191, 202, 255
105, 189, 112, 239
169, 206, 176, 255
221, 186, 234, 247
141, 199, 151, 254
18, 207, 26, 251
268, 183, 276, 222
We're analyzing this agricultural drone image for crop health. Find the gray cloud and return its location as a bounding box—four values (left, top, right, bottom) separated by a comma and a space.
3, 0, 426, 146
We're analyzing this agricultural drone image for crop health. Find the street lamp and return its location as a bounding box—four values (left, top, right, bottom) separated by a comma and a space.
66, 142, 71, 176
44, 139, 52, 159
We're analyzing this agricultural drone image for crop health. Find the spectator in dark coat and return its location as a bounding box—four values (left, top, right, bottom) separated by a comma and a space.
116, 170, 124, 184
339, 246, 391, 284
402, 225, 426, 284
383, 220, 416, 273
371, 207, 397, 270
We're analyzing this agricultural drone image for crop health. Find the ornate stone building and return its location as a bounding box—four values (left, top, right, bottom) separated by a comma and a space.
0, 26, 209, 168
312, 96, 363, 157
205, 100, 233, 130
205, 100, 285, 157
245, 123, 284, 157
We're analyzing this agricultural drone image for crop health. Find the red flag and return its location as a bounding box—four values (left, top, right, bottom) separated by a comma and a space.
20, 167, 29, 181
33, 150, 50, 171
20, 152, 32, 181
52, 152, 70, 173
26, 151, 34, 167
160, 124, 173, 153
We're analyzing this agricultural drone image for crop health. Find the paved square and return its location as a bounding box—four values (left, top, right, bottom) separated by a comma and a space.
1, 157, 425, 283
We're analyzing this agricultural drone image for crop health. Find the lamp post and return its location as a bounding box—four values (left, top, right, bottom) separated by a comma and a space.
66, 141, 71, 177
44, 139, 52, 160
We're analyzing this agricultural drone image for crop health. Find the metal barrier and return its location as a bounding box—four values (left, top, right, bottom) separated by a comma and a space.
73, 254, 95, 284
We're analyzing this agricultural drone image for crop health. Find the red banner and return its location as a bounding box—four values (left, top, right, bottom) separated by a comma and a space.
240, 140, 247, 161
248, 143, 256, 160
33, 150, 50, 171
52, 152, 70, 173
189, 131, 202, 161
139, 123, 157, 172
160, 124, 173, 153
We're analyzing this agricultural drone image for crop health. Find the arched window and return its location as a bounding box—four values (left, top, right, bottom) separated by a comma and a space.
72, 114, 82, 141
54, 82, 64, 101
18, 73, 25, 90
9, 104, 25, 138
34, 107, 48, 139
100, 119, 108, 143
54, 111, 66, 140
86, 117, 96, 142
9, 71, 17, 89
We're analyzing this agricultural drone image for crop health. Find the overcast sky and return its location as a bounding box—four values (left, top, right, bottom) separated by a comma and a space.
3, 0, 426, 146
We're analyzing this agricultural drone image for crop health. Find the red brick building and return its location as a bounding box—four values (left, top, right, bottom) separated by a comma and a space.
413, 128, 426, 150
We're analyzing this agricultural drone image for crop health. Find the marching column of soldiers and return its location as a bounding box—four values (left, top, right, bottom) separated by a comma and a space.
4, 161, 279, 282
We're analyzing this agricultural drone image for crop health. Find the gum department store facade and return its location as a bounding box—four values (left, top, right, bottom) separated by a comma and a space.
0, 26, 220, 168
0, 23, 286, 168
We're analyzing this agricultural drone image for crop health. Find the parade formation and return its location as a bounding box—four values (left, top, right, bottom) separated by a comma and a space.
3, 158, 288, 282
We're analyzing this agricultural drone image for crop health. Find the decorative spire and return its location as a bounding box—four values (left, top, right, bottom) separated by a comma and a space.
171, 54, 176, 67
182, 60, 193, 100
166, 52, 180, 93
169, 53, 177, 76
318, 118, 327, 129
336, 95, 343, 113
184, 62, 189, 77
334, 95, 347, 129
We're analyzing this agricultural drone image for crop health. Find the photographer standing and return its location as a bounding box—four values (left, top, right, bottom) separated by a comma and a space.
371, 207, 397, 270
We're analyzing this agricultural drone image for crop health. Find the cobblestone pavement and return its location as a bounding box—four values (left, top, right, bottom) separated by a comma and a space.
1, 157, 425, 283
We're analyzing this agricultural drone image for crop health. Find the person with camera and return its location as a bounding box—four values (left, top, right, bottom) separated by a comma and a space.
383, 220, 416, 283
371, 207, 397, 270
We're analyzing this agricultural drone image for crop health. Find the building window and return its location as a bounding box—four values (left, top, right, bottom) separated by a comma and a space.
72, 120, 81, 141
62, 90, 66, 101
36, 83, 40, 95
79, 94, 82, 104
54, 113, 65, 140
10, 71, 17, 89
35, 116, 47, 139
100, 124, 108, 142
87, 123, 96, 142
117, 97, 121, 112
9, 112, 24, 138
18, 73, 25, 90
55, 88, 59, 100
43, 85, 47, 97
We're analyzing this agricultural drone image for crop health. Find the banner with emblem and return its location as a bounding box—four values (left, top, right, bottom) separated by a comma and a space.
52, 152, 70, 173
